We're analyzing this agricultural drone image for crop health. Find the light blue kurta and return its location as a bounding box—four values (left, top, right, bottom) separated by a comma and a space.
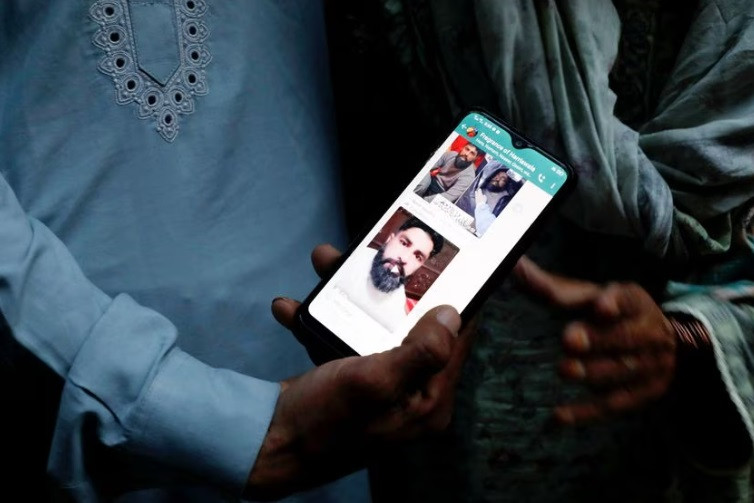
0, 0, 367, 500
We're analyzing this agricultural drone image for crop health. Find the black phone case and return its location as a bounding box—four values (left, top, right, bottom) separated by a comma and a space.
294, 107, 577, 364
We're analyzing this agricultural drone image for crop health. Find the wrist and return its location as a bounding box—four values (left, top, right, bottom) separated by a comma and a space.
666, 312, 716, 403
667, 312, 714, 382
245, 383, 299, 500
667, 313, 712, 349
665, 313, 752, 469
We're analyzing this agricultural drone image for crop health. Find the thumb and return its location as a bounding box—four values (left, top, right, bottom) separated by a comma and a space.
388, 306, 460, 391
514, 255, 603, 310
311, 244, 342, 279
272, 297, 335, 365
271, 297, 301, 330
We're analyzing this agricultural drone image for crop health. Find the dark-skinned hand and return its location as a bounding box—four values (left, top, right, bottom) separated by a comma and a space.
514, 256, 676, 424
245, 244, 474, 500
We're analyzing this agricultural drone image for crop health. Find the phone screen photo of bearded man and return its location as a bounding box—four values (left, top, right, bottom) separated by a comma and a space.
369, 219, 442, 293
456, 161, 524, 237
336, 210, 459, 332
370, 247, 406, 293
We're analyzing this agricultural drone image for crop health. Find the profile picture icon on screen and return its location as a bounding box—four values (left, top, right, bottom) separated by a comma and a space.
465, 126, 478, 138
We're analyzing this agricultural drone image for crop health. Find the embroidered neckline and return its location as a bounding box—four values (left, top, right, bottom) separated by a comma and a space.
90, 0, 212, 142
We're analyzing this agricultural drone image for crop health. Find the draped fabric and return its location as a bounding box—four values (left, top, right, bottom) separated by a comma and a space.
331, 1, 754, 501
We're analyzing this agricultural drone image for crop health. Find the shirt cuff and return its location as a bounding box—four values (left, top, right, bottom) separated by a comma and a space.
663, 294, 754, 446
50, 294, 280, 496
128, 348, 281, 493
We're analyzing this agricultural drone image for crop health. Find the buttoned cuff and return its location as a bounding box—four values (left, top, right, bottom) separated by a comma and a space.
50, 294, 280, 497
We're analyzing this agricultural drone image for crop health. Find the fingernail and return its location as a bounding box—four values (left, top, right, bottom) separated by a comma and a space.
599, 296, 621, 317
564, 325, 590, 352
436, 306, 461, 334
272, 296, 292, 306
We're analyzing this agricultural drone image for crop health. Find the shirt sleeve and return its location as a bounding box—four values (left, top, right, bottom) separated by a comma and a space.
0, 174, 279, 497
434, 151, 453, 169
662, 282, 754, 470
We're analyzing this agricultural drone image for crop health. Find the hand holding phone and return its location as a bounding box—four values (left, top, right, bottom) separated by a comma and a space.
248, 248, 472, 500
297, 110, 575, 360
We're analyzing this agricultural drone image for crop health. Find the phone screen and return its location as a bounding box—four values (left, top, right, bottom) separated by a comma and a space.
307, 111, 571, 356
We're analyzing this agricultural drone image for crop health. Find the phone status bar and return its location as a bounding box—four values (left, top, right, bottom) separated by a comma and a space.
456, 113, 566, 196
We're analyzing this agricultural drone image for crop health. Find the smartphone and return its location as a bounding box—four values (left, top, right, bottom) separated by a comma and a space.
297, 109, 575, 359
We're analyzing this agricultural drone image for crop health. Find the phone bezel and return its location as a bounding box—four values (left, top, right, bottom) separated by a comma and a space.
296, 108, 577, 361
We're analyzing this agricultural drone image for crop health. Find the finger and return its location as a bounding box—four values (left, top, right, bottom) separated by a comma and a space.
560, 352, 675, 387
378, 381, 451, 437
553, 402, 604, 424
562, 320, 676, 355
391, 306, 460, 389
367, 392, 435, 440
592, 283, 623, 319
440, 316, 477, 385
371, 375, 457, 440
603, 378, 672, 412
342, 306, 461, 440
344, 305, 459, 408
271, 297, 301, 330
555, 378, 671, 424
383, 315, 477, 435
593, 282, 648, 319
311, 244, 342, 279
514, 256, 603, 310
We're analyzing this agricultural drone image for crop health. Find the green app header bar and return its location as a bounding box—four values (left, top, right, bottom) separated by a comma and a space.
455, 113, 567, 196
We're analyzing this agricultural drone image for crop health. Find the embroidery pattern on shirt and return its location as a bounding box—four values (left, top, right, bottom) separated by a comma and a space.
90, 0, 211, 142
